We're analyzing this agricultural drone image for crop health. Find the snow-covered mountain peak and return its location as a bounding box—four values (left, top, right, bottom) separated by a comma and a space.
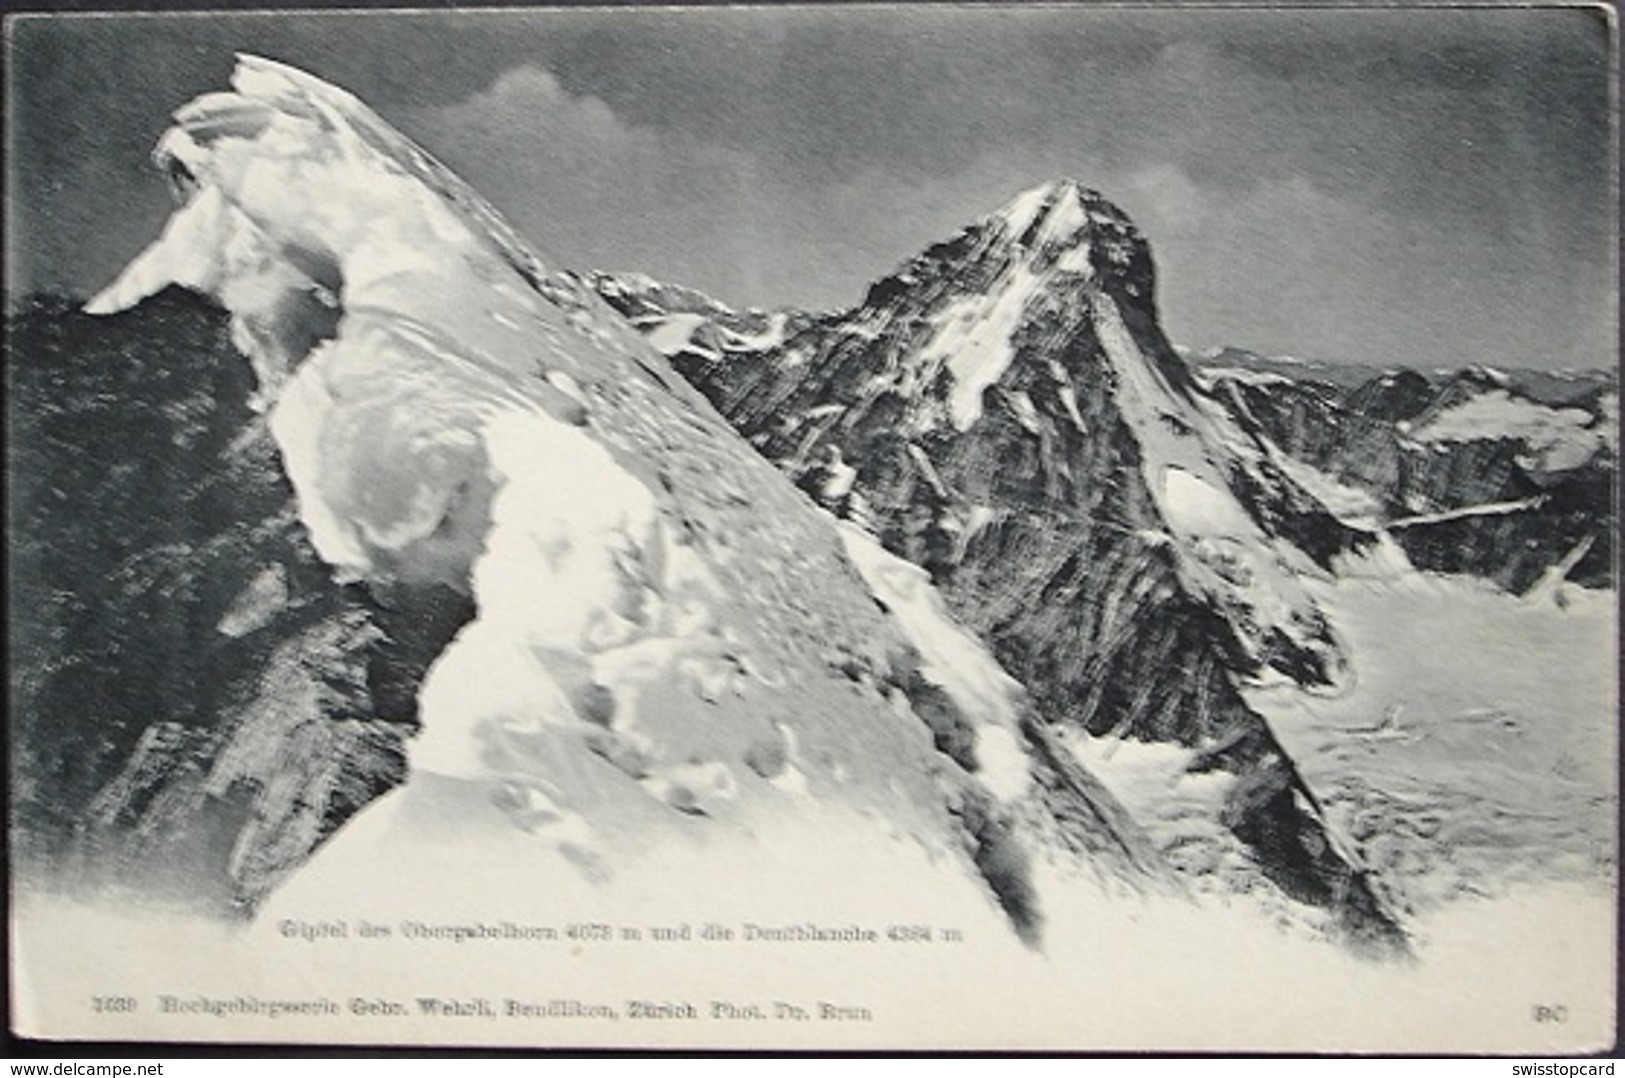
988, 178, 1140, 263
919, 177, 1149, 295
1459, 364, 1513, 388
597, 179, 1159, 446
588, 270, 738, 319
992, 179, 1087, 237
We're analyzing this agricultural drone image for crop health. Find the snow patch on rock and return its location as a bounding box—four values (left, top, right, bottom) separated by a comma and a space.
1093, 295, 1342, 684
836, 521, 1032, 802
1161, 466, 1256, 538
1412, 390, 1607, 473
918, 265, 1043, 431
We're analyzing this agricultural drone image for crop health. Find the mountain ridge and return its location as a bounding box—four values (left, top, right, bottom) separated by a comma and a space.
14, 60, 1614, 964
15, 57, 1190, 947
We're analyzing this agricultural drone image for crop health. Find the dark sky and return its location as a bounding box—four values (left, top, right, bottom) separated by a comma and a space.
5, 6, 1615, 370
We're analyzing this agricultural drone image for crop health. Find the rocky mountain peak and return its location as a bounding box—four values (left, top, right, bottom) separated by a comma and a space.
863, 178, 1153, 318
1344, 367, 1436, 422
623, 179, 1407, 951
988, 178, 1140, 262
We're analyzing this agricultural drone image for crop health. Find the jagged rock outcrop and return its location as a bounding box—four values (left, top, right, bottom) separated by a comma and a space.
8, 288, 473, 913
1201, 360, 1615, 592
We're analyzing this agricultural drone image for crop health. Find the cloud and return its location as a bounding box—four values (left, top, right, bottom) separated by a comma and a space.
401, 35, 1611, 369
10, 10, 1610, 371
1109, 161, 1613, 369
404, 62, 1075, 311
419, 65, 628, 169
406, 64, 772, 300
1115, 165, 1207, 234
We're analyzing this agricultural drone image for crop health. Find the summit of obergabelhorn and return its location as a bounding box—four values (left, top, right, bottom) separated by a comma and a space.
20, 56, 1189, 949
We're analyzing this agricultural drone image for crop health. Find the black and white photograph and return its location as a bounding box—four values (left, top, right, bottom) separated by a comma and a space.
5, 4, 1617, 1052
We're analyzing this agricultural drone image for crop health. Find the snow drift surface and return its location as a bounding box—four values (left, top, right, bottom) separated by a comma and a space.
85, 56, 1169, 943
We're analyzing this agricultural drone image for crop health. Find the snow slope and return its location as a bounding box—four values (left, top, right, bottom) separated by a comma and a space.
836, 521, 1032, 803
79, 55, 1175, 946
1245, 565, 1617, 917
1092, 294, 1351, 686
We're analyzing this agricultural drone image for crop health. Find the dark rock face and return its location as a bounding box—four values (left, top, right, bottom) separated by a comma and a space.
1343, 368, 1434, 423
8, 287, 471, 915
597, 182, 1407, 952
1207, 362, 1616, 593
